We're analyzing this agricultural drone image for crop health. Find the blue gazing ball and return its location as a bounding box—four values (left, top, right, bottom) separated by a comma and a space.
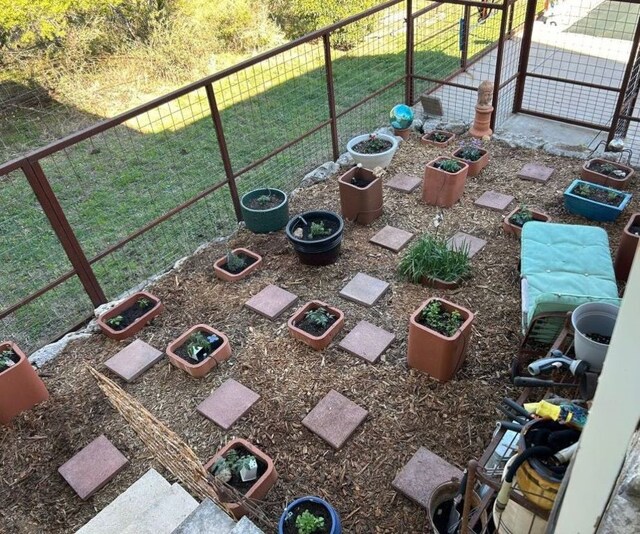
389, 104, 414, 130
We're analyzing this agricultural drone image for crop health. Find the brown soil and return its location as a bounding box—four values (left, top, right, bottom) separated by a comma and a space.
247, 194, 283, 210
109, 299, 158, 330
572, 183, 624, 206
352, 138, 392, 154
1, 137, 636, 534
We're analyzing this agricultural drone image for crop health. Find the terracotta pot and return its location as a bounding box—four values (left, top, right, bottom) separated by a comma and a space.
503, 207, 551, 238
393, 127, 411, 140
204, 438, 278, 519
166, 324, 231, 378
214, 248, 263, 282
338, 167, 383, 225
452, 147, 489, 177
420, 130, 455, 147
287, 300, 345, 351
615, 212, 640, 282
0, 341, 49, 425
420, 276, 461, 290
422, 157, 469, 208
407, 298, 474, 382
581, 158, 634, 190
97, 291, 164, 341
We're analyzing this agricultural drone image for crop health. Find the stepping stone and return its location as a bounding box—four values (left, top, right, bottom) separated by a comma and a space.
231, 516, 266, 534
370, 225, 414, 252
338, 320, 395, 363
447, 232, 487, 258
302, 390, 368, 450
339, 272, 390, 307
58, 435, 128, 500
392, 447, 462, 509
474, 190, 514, 212
197, 379, 260, 430
173, 498, 235, 534
244, 284, 298, 320
386, 173, 422, 193
104, 339, 163, 382
518, 163, 554, 183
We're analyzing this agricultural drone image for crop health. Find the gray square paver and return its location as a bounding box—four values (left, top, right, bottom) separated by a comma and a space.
244, 284, 298, 320
386, 173, 422, 193
447, 232, 487, 258
338, 321, 395, 363
104, 339, 164, 382
392, 447, 462, 509
369, 226, 415, 253
518, 163, 554, 183
474, 190, 514, 212
339, 273, 390, 307
58, 435, 128, 500
302, 390, 368, 449
196, 379, 260, 430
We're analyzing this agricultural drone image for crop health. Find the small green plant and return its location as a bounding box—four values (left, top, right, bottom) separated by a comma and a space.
600, 163, 617, 175
420, 300, 464, 337
364, 133, 390, 152
574, 183, 595, 198
509, 206, 533, 227
309, 221, 332, 238
256, 194, 272, 205
212, 449, 258, 483
435, 159, 462, 173
607, 190, 620, 203
186, 331, 220, 361
431, 131, 450, 143
226, 252, 248, 272
295, 510, 325, 534
304, 307, 335, 328
456, 139, 483, 161
107, 315, 124, 328
137, 297, 151, 309
398, 234, 471, 283
0, 350, 16, 373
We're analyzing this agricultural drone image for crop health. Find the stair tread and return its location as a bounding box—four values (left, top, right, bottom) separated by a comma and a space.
230, 516, 266, 534
172, 498, 236, 534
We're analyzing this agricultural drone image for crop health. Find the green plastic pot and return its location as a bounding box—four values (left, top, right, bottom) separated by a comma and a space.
240, 188, 289, 234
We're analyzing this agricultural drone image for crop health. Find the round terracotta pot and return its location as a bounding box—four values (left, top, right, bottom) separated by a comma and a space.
422, 157, 469, 208
97, 291, 164, 341
393, 127, 411, 140
580, 158, 634, 190
615, 212, 640, 282
166, 324, 231, 378
214, 248, 263, 282
338, 167, 383, 225
503, 207, 551, 239
287, 300, 345, 351
452, 147, 489, 177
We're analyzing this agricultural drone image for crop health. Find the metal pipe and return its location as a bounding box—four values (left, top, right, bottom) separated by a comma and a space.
513, 0, 539, 113
519, 108, 609, 130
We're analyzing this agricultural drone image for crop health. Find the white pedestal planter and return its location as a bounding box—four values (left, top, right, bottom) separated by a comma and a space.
346, 133, 399, 169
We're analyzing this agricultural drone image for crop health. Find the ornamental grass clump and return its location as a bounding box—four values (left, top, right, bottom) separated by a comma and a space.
398, 234, 471, 283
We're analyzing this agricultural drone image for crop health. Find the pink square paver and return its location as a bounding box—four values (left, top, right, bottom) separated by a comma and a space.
58, 435, 128, 500
474, 190, 514, 212
369, 226, 415, 253
244, 284, 298, 320
338, 320, 395, 363
104, 339, 163, 382
447, 232, 487, 258
196, 379, 260, 430
518, 163, 554, 183
386, 173, 422, 193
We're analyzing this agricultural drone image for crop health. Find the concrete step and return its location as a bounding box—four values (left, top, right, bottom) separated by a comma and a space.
230, 516, 266, 534
76, 468, 173, 534
171, 498, 235, 534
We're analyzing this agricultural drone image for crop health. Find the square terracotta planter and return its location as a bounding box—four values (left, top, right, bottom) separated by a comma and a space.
503, 207, 551, 238
97, 291, 164, 341
421, 130, 455, 147
287, 300, 345, 351
580, 158, 634, 190
422, 157, 469, 208
204, 438, 278, 519
452, 147, 489, 177
407, 298, 474, 382
338, 167, 383, 225
214, 248, 263, 282
166, 324, 231, 378
615, 212, 640, 282
0, 341, 49, 425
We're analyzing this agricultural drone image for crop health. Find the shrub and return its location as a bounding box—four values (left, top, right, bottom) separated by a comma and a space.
398, 234, 471, 283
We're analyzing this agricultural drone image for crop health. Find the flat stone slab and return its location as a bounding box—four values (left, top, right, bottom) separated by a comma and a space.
474, 190, 515, 212
339, 272, 390, 307
231, 517, 266, 534
244, 284, 298, 320
104, 339, 163, 382
369, 225, 415, 253
338, 321, 395, 363
392, 447, 462, 509
173, 498, 235, 534
518, 163, 554, 183
58, 435, 128, 500
447, 232, 487, 258
386, 173, 422, 193
197, 379, 260, 430
303, 390, 368, 449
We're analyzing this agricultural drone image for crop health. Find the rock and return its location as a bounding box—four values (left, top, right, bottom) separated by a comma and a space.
300, 161, 340, 187
436, 120, 469, 135
412, 118, 423, 132
29, 332, 93, 367
336, 152, 355, 168
542, 142, 590, 160
374, 126, 395, 138
493, 131, 546, 150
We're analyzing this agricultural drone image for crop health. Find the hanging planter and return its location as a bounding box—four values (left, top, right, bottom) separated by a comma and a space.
421, 129, 455, 147
580, 158, 634, 190
452, 140, 489, 177
287, 300, 345, 351
614, 212, 640, 282
286, 210, 344, 266
279, 496, 342, 534
214, 248, 263, 282
346, 133, 399, 169
503, 206, 551, 238
240, 188, 289, 234
338, 166, 383, 225
422, 157, 469, 208
563, 179, 632, 222
97, 291, 164, 341
166, 324, 231, 378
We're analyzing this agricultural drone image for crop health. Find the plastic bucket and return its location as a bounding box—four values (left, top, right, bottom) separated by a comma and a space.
571, 302, 620, 372
428, 481, 486, 534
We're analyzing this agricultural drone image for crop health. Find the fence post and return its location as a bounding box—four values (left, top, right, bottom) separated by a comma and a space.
323, 33, 340, 161
490, 3, 510, 131
205, 83, 243, 221
405, 0, 414, 105
513, 0, 538, 113
461, 5, 471, 69
22, 160, 107, 307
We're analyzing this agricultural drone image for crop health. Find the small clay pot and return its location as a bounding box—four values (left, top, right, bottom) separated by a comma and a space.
422, 157, 469, 208
615, 212, 640, 282
97, 291, 164, 341
338, 167, 383, 225
393, 127, 411, 140
452, 147, 489, 177
503, 207, 551, 238
581, 158, 634, 190
420, 276, 462, 290
214, 248, 263, 282
287, 300, 345, 351
421, 130, 455, 147
166, 324, 231, 378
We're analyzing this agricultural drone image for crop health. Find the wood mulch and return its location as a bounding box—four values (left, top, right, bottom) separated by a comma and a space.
1, 136, 636, 533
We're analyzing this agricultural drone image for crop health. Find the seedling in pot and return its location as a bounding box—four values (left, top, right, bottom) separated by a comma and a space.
456, 139, 484, 161
352, 133, 393, 154
309, 221, 332, 238
137, 297, 152, 309
435, 159, 463, 173
186, 331, 220, 362
509, 206, 533, 227
420, 300, 463, 337
226, 251, 248, 272
107, 315, 124, 328
295, 510, 325, 534
0, 350, 16, 373
304, 307, 335, 328
256, 194, 273, 206
212, 449, 258, 483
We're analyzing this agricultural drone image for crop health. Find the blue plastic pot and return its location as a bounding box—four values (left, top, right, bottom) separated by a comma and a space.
278, 496, 342, 534
564, 179, 632, 222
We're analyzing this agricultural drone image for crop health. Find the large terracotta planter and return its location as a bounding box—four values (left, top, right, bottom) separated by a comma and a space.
97, 291, 164, 341
615, 212, 640, 282
338, 167, 383, 225
452, 147, 489, 177
214, 248, 263, 282
407, 298, 474, 382
287, 300, 345, 351
204, 438, 278, 519
581, 158, 634, 190
422, 157, 469, 208
166, 324, 231, 378
421, 130, 455, 147
0, 341, 49, 425
503, 207, 551, 238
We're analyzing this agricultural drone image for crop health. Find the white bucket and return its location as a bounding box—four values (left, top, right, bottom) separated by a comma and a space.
571, 302, 620, 372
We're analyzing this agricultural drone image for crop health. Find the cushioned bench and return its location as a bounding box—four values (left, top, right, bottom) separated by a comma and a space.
520, 222, 620, 332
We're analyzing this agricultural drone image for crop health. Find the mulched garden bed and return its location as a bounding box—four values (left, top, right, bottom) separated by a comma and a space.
0, 137, 636, 534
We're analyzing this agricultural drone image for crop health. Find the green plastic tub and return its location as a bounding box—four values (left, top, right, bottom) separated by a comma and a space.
240, 188, 289, 234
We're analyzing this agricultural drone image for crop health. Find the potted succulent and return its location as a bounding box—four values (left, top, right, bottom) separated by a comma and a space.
614, 212, 640, 282
338, 165, 383, 225
214, 248, 263, 282
286, 211, 344, 266
166, 324, 231, 378
422, 157, 469, 208
279, 496, 342, 534
398, 234, 471, 290
407, 297, 474, 382
240, 188, 289, 234
0, 341, 49, 425
287, 301, 345, 351
581, 158, 634, 190
503, 206, 551, 238
452, 139, 489, 177
205, 438, 278, 519
563, 179, 632, 222
97, 291, 164, 341
421, 129, 455, 147
346, 133, 399, 169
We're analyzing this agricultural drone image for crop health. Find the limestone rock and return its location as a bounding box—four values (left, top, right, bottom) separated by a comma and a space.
300, 161, 340, 187
336, 152, 355, 168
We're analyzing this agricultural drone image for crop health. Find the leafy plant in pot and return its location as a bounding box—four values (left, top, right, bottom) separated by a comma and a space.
452, 138, 489, 177
214, 247, 263, 282
97, 291, 164, 341
423, 157, 469, 208
240, 188, 289, 234
421, 129, 455, 147
503, 205, 551, 238
279, 495, 342, 534
580, 158, 634, 190
346, 133, 399, 169
286, 211, 344, 266
338, 164, 383, 225
166, 324, 231, 378
287, 301, 345, 351
563, 179, 632, 222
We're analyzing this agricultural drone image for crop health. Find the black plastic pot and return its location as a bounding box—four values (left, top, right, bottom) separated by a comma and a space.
286, 210, 344, 266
